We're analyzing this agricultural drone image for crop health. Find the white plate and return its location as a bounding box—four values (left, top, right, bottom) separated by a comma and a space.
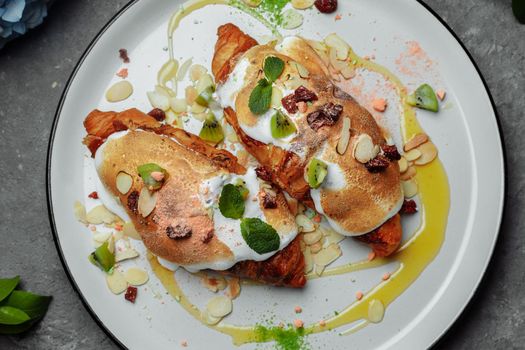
47, 0, 505, 349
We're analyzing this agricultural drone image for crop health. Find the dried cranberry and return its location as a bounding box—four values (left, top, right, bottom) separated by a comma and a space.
381, 144, 401, 161
88, 191, 99, 199
294, 86, 318, 103
365, 155, 390, 173
306, 103, 343, 130
119, 48, 130, 63
400, 200, 418, 214
255, 166, 273, 182
281, 94, 298, 114
166, 224, 192, 239
261, 190, 278, 209
147, 108, 166, 121
124, 286, 137, 303
201, 231, 214, 244
127, 191, 139, 213
314, 0, 337, 13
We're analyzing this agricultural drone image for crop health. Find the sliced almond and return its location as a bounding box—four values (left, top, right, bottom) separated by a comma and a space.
201, 274, 227, 293
353, 134, 376, 163
315, 264, 326, 276
291, 61, 310, 79
106, 271, 128, 295
398, 157, 408, 173
170, 98, 188, 113
86, 205, 117, 225
93, 232, 111, 244
116, 172, 133, 195
74, 201, 87, 223
107, 235, 115, 254
368, 299, 385, 323
404, 133, 429, 151
324, 33, 350, 60
324, 228, 346, 245
336, 117, 351, 155
313, 243, 342, 267
340, 65, 356, 79
309, 241, 323, 254
157, 59, 179, 86
123, 222, 141, 240
206, 296, 233, 318
106, 81, 133, 102
203, 310, 222, 325
400, 166, 417, 180
303, 230, 322, 245
404, 149, 422, 162
115, 248, 139, 262
196, 74, 214, 93
304, 248, 313, 273
328, 64, 341, 82
414, 142, 438, 165
185, 86, 198, 105
271, 86, 283, 108
190, 102, 207, 114
146, 87, 170, 111
227, 277, 241, 300
138, 188, 157, 217
176, 58, 193, 81
402, 179, 418, 198
124, 267, 149, 286
296, 214, 316, 233
189, 64, 207, 82
291, 0, 314, 9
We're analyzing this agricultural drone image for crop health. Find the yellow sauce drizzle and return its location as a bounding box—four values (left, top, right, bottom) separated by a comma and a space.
149, 1, 451, 346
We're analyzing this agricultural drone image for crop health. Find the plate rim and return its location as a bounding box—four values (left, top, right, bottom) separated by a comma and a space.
45, 1, 507, 349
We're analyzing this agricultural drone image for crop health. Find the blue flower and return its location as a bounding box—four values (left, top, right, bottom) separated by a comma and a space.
0, 0, 51, 49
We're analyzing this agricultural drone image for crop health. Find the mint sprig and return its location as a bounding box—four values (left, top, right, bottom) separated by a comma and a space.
248, 56, 285, 115
240, 218, 280, 254
219, 184, 246, 219
264, 56, 285, 83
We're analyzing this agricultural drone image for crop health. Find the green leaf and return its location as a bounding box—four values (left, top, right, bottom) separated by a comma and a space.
0, 276, 19, 303
137, 163, 168, 190
0, 320, 36, 335
513, 0, 525, 23
240, 218, 280, 254
0, 306, 30, 325
1, 290, 52, 320
249, 79, 273, 115
263, 56, 285, 83
219, 184, 245, 219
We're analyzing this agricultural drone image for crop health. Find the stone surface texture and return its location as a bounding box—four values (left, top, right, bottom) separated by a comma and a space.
0, 0, 523, 349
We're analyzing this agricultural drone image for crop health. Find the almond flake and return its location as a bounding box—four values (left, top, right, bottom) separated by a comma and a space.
93, 232, 111, 244
404, 149, 422, 162
189, 64, 207, 82
86, 205, 117, 225
116, 172, 133, 195
271, 87, 283, 108
296, 214, 316, 233
124, 267, 149, 286
291, 61, 310, 78
400, 166, 417, 181
324, 33, 350, 60
115, 248, 139, 262
336, 117, 351, 155
314, 264, 326, 276
304, 248, 313, 273
303, 230, 322, 245
313, 243, 342, 267
404, 133, 429, 151
291, 0, 314, 9
414, 142, 438, 165
398, 157, 408, 173
106, 81, 133, 102
402, 179, 418, 198
157, 59, 179, 86
170, 98, 188, 113
138, 188, 157, 218
123, 222, 141, 240
185, 86, 198, 105
196, 74, 214, 93
74, 201, 87, 223
368, 299, 385, 323
309, 241, 323, 254
206, 296, 232, 318
227, 277, 241, 300
353, 134, 376, 163
324, 228, 346, 245
176, 58, 193, 82
203, 310, 222, 325
201, 274, 227, 293
147, 87, 170, 111
106, 271, 128, 295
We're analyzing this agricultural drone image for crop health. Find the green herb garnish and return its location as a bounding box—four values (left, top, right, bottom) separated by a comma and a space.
88, 242, 115, 272
255, 324, 309, 350
264, 56, 285, 83
137, 163, 168, 190
219, 184, 246, 219
0, 276, 52, 335
249, 79, 273, 115
240, 218, 280, 254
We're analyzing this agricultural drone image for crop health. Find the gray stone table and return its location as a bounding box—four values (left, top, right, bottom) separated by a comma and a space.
0, 0, 523, 349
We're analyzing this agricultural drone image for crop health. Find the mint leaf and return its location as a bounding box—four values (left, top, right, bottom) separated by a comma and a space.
0, 276, 19, 303
264, 56, 285, 83
240, 218, 280, 254
249, 79, 273, 115
0, 306, 30, 325
219, 184, 245, 219
1, 291, 52, 320
138, 163, 168, 190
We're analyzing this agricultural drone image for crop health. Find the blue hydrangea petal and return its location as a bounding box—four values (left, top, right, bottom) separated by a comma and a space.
12, 20, 25, 34
0, 8, 6, 17
2, 0, 26, 22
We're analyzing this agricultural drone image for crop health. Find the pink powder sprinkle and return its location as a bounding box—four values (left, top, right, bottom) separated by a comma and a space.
335, 14, 342, 21
437, 90, 446, 101
180, 340, 188, 347
150, 171, 164, 182
356, 291, 364, 300
294, 306, 302, 313
372, 98, 387, 112
382, 272, 391, 281
319, 320, 326, 327
293, 319, 304, 328
116, 68, 128, 79
367, 251, 376, 261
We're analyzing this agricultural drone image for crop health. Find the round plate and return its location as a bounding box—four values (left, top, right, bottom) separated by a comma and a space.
47, 0, 505, 349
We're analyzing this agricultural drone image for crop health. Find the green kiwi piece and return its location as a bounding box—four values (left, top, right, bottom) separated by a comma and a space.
270, 110, 296, 138
199, 113, 224, 144
407, 84, 439, 112
195, 85, 215, 107
306, 158, 328, 189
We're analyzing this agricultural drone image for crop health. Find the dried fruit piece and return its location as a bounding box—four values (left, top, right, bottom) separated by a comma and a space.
402, 179, 418, 198
404, 149, 422, 162
296, 214, 316, 233
414, 142, 438, 165
147, 108, 166, 121
381, 144, 401, 161
166, 224, 192, 239
124, 267, 149, 286
106, 81, 133, 102
116, 172, 133, 195
281, 93, 298, 114
86, 205, 117, 225
336, 117, 351, 155
353, 134, 376, 163
365, 156, 390, 173
206, 296, 233, 318
124, 286, 137, 303
294, 86, 318, 103
137, 187, 157, 217
119, 49, 130, 63
106, 271, 128, 294
315, 0, 337, 13
88, 191, 99, 199
313, 243, 342, 266
307, 103, 343, 130
127, 191, 139, 213
400, 199, 418, 214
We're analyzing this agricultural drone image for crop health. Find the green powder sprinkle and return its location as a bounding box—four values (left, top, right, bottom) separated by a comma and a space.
255, 325, 310, 350
260, 0, 291, 26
